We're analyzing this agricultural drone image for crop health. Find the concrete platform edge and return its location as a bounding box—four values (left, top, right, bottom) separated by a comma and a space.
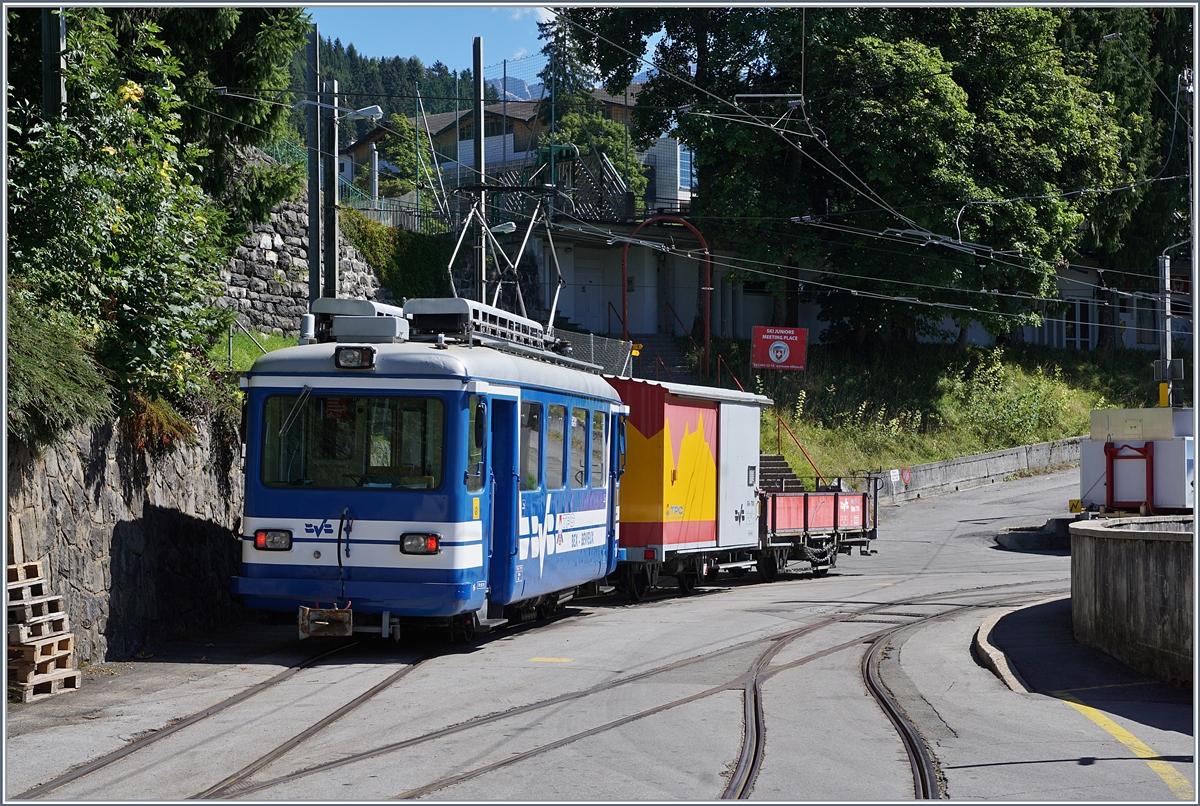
971, 598, 1068, 694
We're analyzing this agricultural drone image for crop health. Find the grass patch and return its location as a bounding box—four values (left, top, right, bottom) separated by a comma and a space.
208, 330, 298, 371
689, 338, 1191, 482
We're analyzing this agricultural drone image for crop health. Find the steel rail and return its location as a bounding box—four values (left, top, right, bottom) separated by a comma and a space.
225, 584, 1065, 799
12, 642, 359, 800
195, 656, 429, 799
863, 633, 941, 799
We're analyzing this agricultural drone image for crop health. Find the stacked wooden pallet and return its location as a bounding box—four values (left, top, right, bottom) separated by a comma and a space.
7, 562, 81, 703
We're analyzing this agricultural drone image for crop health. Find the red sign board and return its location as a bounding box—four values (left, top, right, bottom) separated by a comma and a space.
751, 326, 808, 370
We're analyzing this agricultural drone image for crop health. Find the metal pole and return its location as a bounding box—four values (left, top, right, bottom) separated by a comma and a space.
414, 82, 421, 217
323, 78, 339, 298
502, 59, 508, 168
474, 37, 486, 303
306, 26, 321, 304
1159, 254, 1172, 389
41, 8, 65, 119
370, 142, 379, 201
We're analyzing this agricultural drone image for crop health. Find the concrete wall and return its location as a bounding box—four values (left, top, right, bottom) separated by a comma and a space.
1069, 517, 1193, 686
876, 437, 1082, 504
6, 421, 245, 664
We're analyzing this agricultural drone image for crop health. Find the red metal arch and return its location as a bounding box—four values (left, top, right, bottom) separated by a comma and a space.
620, 216, 711, 376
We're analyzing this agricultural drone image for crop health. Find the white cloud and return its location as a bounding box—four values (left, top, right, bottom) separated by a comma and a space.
513, 47, 528, 59
535, 7, 554, 24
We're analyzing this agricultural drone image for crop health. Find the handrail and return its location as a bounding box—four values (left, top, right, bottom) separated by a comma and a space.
717, 354, 745, 392
607, 301, 624, 336
663, 302, 703, 375
775, 416, 827, 486
655, 355, 674, 382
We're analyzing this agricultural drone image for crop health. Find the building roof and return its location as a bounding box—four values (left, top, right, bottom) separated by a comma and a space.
412, 101, 542, 138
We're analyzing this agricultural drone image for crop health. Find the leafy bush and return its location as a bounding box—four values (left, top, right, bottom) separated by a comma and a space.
6, 10, 235, 450
6, 287, 113, 451
340, 208, 452, 301
944, 348, 1071, 450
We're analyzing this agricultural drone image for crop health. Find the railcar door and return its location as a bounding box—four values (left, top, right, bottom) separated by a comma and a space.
487, 398, 519, 609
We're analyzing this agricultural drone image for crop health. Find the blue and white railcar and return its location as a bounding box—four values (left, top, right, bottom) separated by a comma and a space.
232, 300, 627, 639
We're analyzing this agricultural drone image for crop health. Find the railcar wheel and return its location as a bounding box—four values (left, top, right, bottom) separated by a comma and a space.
625, 566, 650, 603
757, 551, 780, 583
812, 565, 829, 578
676, 570, 699, 596
536, 594, 559, 620
703, 563, 720, 583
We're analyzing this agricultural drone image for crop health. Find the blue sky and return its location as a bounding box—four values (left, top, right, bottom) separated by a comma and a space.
304, 6, 554, 70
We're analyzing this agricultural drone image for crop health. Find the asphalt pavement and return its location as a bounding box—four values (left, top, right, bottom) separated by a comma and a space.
5, 470, 1194, 801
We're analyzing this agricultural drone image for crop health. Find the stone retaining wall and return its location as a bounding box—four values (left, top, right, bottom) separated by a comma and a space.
5, 421, 245, 663
218, 197, 393, 336
1070, 516, 1193, 686
877, 437, 1082, 505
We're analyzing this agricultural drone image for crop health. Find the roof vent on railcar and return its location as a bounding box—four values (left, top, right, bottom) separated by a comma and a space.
405, 297, 546, 349
304, 298, 408, 345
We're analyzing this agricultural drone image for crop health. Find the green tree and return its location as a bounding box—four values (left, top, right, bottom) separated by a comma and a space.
104, 8, 310, 230
535, 16, 647, 202
543, 109, 648, 202
7, 9, 233, 449
564, 8, 1147, 345
368, 113, 436, 198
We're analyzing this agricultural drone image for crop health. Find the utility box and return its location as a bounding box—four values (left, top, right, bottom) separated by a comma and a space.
1080, 408, 1195, 512
1088, 407, 1192, 442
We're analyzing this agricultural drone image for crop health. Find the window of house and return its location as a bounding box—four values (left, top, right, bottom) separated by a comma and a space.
679, 146, 696, 190
1136, 298, 1158, 345
1064, 299, 1092, 350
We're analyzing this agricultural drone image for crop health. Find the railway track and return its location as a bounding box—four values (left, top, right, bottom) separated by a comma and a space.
13, 580, 1064, 801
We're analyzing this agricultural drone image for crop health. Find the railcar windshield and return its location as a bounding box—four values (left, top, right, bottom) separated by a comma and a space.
261, 393, 444, 489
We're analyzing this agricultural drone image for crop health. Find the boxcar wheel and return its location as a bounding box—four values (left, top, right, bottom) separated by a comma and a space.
677, 571, 698, 596
757, 552, 780, 583
625, 566, 650, 603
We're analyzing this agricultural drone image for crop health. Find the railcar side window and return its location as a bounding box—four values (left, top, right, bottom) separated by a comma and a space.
570, 407, 588, 489
519, 402, 542, 491
466, 395, 485, 493
547, 404, 567, 489
591, 411, 606, 486
261, 394, 444, 489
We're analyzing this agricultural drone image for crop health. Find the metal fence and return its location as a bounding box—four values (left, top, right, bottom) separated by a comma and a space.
557, 331, 634, 377
341, 197, 454, 236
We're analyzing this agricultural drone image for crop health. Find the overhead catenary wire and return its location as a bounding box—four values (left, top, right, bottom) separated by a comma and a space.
187, 96, 1179, 324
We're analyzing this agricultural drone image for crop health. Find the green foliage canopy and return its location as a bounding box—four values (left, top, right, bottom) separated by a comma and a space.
562, 7, 1187, 344
7, 10, 233, 447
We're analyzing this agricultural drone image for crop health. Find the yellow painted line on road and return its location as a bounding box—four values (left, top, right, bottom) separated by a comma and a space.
529, 657, 572, 663
1054, 690, 1194, 801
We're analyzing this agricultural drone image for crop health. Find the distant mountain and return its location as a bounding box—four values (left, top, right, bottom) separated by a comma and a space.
488, 76, 545, 102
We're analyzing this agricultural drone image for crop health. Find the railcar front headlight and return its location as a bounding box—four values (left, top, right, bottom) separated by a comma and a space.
400, 533, 441, 555
334, 345, 376, 369
253, 529, 292, 551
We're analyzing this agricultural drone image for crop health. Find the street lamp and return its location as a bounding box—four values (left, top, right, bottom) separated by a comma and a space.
291, 100, 383, 122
